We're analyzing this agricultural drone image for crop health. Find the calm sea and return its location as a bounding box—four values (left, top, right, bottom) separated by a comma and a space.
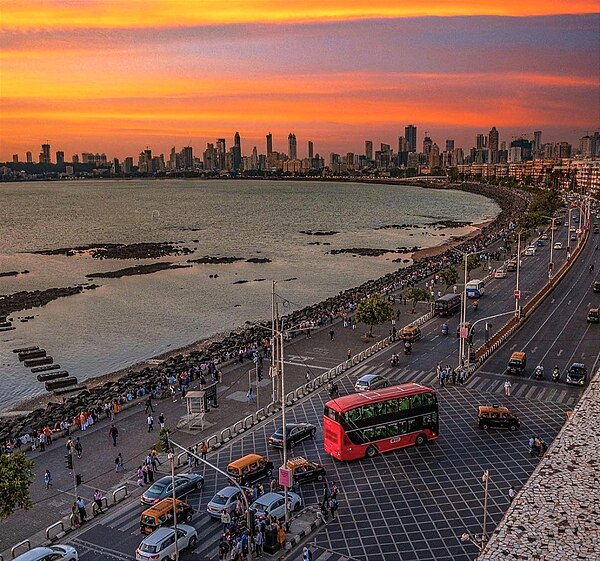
0, 179, 499, 408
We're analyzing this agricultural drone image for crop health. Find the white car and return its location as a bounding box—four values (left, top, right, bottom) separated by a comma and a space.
494, 268, 507, 279
553, 242, 563, 250
206, 486, 252, 518
136, 525, 198, 560
250, 491, 302, 520
523, 246, 536, 256
13, 546, 78, 561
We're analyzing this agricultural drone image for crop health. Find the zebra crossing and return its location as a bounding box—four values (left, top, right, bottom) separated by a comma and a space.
352, 363, 580, 405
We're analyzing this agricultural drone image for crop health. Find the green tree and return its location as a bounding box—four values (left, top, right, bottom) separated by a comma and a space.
354, 292, 394, 337
464, 254, 481, 275
438, 267, 459, 293
403, 287, 432, 314
0, 452, 35, 520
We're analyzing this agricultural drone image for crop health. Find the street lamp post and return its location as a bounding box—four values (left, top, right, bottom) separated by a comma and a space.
515, 231, 521, 317
458, 252, 469, 368
567, 206, 573, 253
549, 217, 555, 278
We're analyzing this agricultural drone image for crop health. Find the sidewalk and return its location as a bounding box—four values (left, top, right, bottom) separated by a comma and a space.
0, 257, 503, 553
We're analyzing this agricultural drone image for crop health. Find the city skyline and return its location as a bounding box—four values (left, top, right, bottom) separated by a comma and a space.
1, 2, 599, 160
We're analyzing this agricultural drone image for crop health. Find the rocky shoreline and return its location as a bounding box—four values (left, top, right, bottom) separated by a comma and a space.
30, 241, 193, 259
0, 182, 528, 442
86, 262, 192, 279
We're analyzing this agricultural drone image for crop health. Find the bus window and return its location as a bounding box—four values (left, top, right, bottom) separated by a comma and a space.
346, 408, 361, 423
406, 418, 417, 433
423, 393, 436, 406
385, 399, 399, 414
362, 405, 375, 420
398, 420, 407, 434
386, 422, 399, 437
410, 394, 424, 408
398, 397, 410, 411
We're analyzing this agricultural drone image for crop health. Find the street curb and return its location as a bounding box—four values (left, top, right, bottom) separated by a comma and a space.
279, 506, 323, 559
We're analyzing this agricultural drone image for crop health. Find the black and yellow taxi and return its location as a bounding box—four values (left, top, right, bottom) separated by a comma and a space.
286, 457, 326, 488
477, 405, 520, 431
506, 351, 527, 375
400, 325, 422, 342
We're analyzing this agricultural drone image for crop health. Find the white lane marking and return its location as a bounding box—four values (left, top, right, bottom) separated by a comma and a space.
557, 349, 563, 357
283, 361, 329, 370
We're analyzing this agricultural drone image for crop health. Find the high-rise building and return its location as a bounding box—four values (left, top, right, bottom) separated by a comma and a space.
216, 138, 226, 169
266, 132, 273, 156
422, 136, 432, 156
308, 141, 314, 159
488, 127, 499, 152
405, 125, 417, 153
398, 136, 408, 154
123, 157, 133, 174
288, 133, 297, 160
72, 154, 79, 164
26, 151, 32, 163
40, 143, 51, 164
365, 140, 373, 161
182, 146, 193, 170
510, 137, 533, 161
12, 154, 18, 163
445, 139, 455, 153
233, 132, 241, 170
533, 130, 542, 154
476, 134, 486, 150
429, 144, 440, 168
56, 151, 64, 165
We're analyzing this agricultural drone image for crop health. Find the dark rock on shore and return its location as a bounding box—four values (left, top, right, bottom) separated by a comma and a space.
299, 230, 339, 235
375, 224, 417, 230
330, 248, 397, 256
0, 284, 99, 318
86, 263, 191, 279
188, 256, 244, 264
30, 242, 192, 260
246, 257, 271, 263
0, 271, 20, 278
427, 219, 472, 228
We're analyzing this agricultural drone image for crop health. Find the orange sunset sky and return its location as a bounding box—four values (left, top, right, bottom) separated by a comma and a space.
1, 1, 599, 160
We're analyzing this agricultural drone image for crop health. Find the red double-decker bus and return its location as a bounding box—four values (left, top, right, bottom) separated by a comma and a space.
323, 383, 438, 461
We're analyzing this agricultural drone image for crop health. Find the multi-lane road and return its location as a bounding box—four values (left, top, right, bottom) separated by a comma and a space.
54, 213, 598, 561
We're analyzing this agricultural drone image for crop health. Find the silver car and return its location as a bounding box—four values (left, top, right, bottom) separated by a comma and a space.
250, 491, 302, 521
136, 525, 198, 561
13, 546, 78, 561
206, 486, 252, 518
355, 374, 389, 392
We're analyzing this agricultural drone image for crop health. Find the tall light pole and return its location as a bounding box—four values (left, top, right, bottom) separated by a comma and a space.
481, 470, 490, 542
515, 231, 521, 317
458, 252, 469, 368
549, 217, 555, 278
169, 452, 180, 561
567, 206, 573, 254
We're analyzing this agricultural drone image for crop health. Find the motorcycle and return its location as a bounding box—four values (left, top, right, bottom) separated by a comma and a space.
441, 323, 449, 336
327, 382, 339, 398
390, 354, 399, 367
404, 342, 412, 355
552, 367, 560, 383
472, 300, 479, 311
534, 366, 544, 380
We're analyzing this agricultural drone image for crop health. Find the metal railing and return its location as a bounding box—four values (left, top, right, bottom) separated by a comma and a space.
45, 521, 63, 540
11, 539, 30, 559
92, 496, 109, 516
112, 485, 128, 503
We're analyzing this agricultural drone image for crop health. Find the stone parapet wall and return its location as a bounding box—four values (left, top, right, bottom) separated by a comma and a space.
478, 368, 600, 561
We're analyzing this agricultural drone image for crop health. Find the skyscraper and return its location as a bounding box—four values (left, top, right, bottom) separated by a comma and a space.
40, 143, 51, 164
26, 151, 32, 163
216, 138, 226, 169
233, 132, 241, 170
12, 154, 18, 163
56, 151, 64, 165
308, 141, 314, 159
405, 125, 417, 153
488, 127, 499, 152
422, 135, 432, 156
266, 132, 273, 156
445, 139, 455, 153
288, 133, 297, 160
182, 146, 193, 170
533, 130, 542, 154
398, 136, 408, 154
365, 140, 373, 160
476, 134, 486, 150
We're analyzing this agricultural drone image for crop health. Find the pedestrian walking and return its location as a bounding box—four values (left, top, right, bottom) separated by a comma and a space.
504, 380, 512, 397
76, 496, 87, 523
142, 463, 149, 484
136, 466, 144, 487
221, 509, 231, 528
254, 529, 263, 557
147, 414, 154, 432
347, 349, 352, 360
219, 537, 230, 561
74, 437, 83, 459
329, 329, 335, 341
200, 441, 208, 460
187, 447, 194, 467
277, 524, 286, 550
330, 481, 338, 499
144, 396, 154, 414
38, 431, 46, 452
115, 452, 124, 472
94, 489, 104, 513
303, 546, 313, 561
44, 469, 53, 489
158, 413, 165, 430
109, 424, 118, 446
66, 436, 74, 452
70, 503, 80, 529
329, 496, 338, 519
508, 485, 516, 503
305, 370, 311, 383
246, 388, 254, 404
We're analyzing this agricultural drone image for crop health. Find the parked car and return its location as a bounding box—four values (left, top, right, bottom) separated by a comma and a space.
354, 373, 389, 392
206, 486, 252, 518
136, 525, 198, 561
477, 405, 520, 431
141, 473, 204, 505
13, 546, 78, 561
268, 423, 316, 449
250, 491, 302, 521
553, 242, 563, 250
566, 363, 587, 386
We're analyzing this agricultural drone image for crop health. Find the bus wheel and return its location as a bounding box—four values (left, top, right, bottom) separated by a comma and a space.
415, 434, 427, 446
366, 446, 378, 458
